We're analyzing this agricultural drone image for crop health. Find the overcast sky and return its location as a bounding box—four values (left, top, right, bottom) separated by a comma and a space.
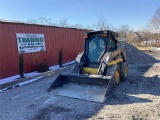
0, 0, 159, 30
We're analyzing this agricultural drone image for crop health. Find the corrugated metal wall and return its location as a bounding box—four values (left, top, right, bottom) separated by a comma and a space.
0, 21, 85, 79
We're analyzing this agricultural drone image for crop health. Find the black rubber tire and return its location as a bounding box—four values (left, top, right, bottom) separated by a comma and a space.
119, 62, 128, 81
106, 65, 120, 87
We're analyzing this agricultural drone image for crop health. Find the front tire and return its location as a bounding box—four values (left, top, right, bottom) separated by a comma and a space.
119, 62, 128, 81
106, 65, 120, 87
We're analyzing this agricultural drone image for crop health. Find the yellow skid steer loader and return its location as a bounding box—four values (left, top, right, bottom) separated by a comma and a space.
48, 30, 128, 103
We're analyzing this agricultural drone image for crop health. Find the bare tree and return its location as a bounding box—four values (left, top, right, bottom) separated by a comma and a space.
47, 18, 56, 26
155, 7, 160, 20
117, 25, 130, 41
37, 17, 48, 25
70, 24, 84, 29
58, 18, 69, 27
139, 29, 153, 46
92, 16, 110, 30
85, 24, 94, 30
26, 19, 38, 24
141, 29, 153, 40
26, 17, 56, 26
149, 7, 160, 43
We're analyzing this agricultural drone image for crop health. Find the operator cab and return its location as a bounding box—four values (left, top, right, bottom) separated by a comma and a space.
84, 30, 118, 68
88, 35, 105, 62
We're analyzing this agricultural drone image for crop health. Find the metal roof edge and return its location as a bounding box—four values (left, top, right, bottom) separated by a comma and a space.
0, 19, 91, 31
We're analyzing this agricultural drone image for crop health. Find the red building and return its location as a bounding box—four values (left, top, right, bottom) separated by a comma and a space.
0, 20, 86, 79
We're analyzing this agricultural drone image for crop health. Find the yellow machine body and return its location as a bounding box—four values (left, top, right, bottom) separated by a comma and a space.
82, 58, 123, 75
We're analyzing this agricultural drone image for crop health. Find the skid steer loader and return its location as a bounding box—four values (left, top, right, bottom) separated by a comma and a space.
48, 30, 128, 103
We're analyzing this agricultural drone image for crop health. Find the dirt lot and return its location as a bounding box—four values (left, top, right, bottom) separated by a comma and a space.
0, 43, 160, 120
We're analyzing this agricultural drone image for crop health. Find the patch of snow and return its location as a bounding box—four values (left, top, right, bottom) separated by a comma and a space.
0, 75, 20, 85
17, 76, 43, 86
44, 98, 54, 104
63, 61, 76, 66
0, 76, 43, 93
0, 72, 40, 85
24, 72, 40, 77
49, 65, 60, 70
49, 61, 75, 70
156, 48, 160, 51
0, 61, 75, 85
0, 87, 8, 93
49, 61, 76, 70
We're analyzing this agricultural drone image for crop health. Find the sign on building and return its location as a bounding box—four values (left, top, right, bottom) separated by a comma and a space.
16, 33, 46, 54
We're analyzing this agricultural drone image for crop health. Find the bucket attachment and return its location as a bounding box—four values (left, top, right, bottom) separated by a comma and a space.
48, 72, 115, 103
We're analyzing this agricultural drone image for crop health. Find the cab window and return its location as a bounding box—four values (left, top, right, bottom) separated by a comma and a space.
88, 36, 105, 62
109, 37, 117, 51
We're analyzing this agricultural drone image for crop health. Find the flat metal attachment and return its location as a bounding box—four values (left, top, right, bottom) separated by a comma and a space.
48, 73, 114, 103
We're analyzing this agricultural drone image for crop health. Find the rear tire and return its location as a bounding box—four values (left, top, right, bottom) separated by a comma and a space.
119, 62, 128, 81
106, 65, 120, 87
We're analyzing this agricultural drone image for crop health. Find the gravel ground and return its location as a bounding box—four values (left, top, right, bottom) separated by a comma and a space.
0, 43, 160, 120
